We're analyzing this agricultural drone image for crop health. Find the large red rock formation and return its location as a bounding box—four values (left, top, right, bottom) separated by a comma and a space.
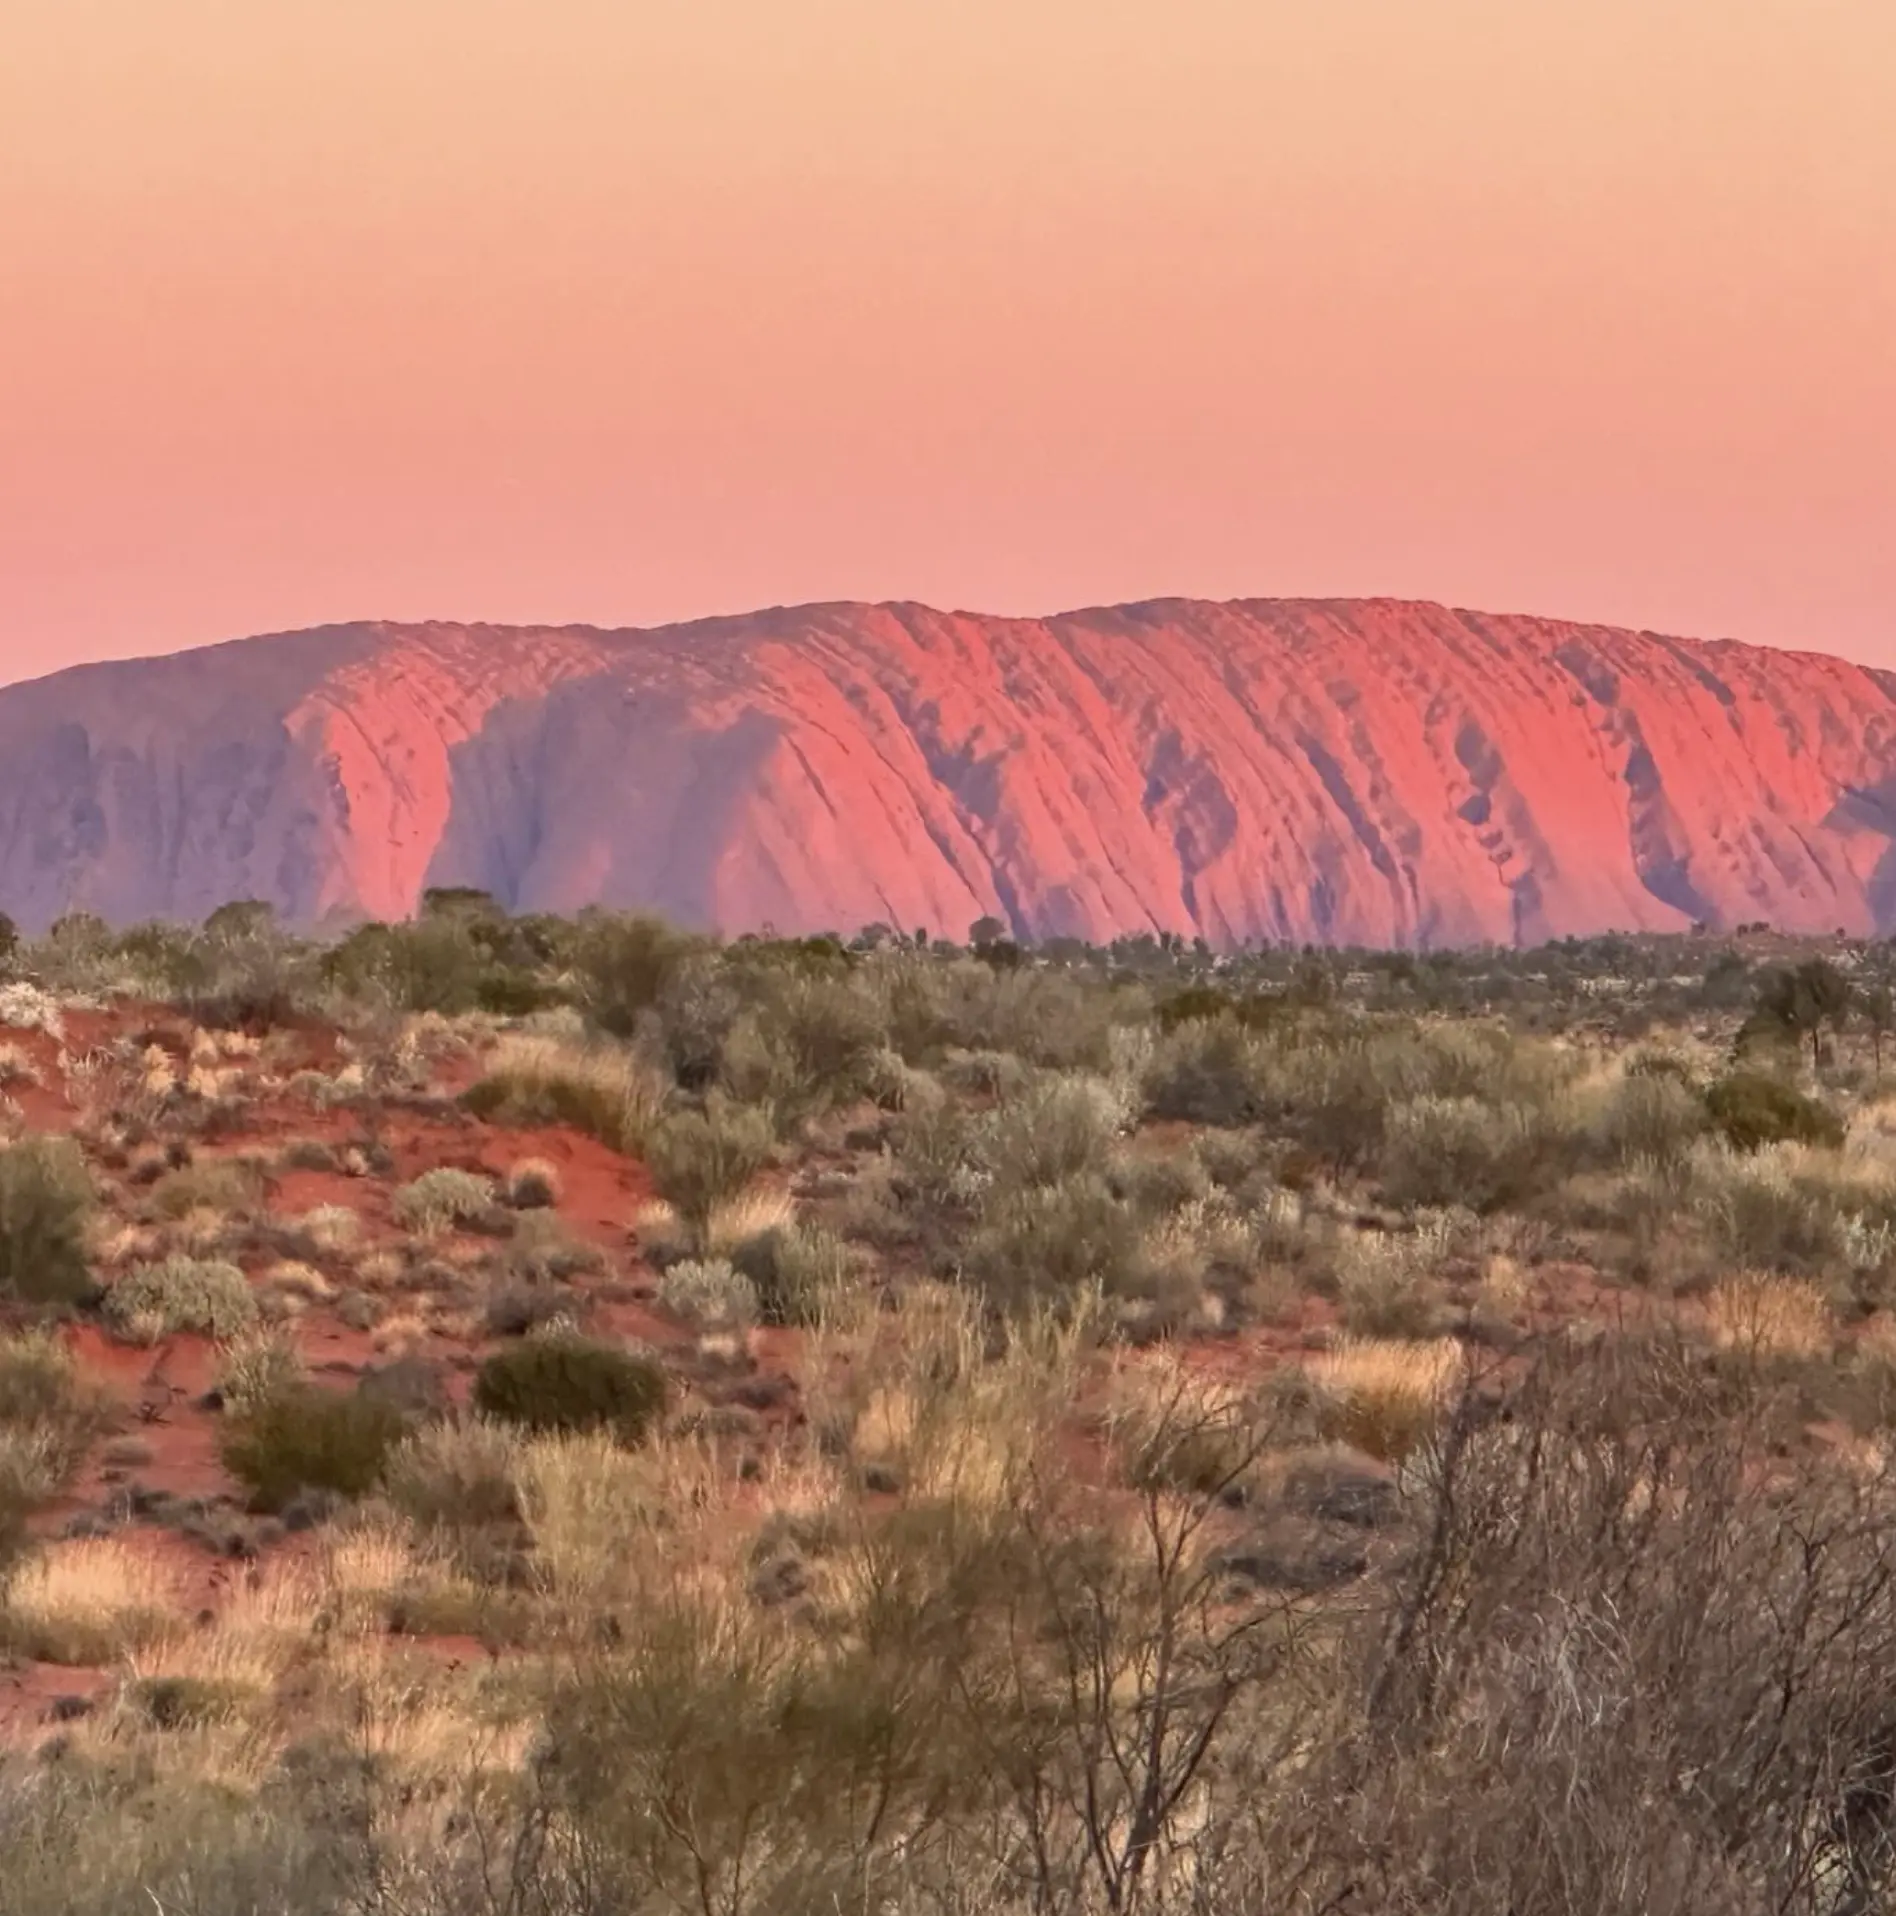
3, 598, 1895, 946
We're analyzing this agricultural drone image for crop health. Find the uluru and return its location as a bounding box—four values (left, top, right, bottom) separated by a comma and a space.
4, 596, 1896, 947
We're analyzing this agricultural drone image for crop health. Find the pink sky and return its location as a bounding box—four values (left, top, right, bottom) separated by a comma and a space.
3, 0, 1893, 684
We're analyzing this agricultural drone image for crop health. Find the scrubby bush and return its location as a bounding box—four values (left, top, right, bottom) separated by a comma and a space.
0, 1137, 94, 1307
148, 1157, 262, 1220
212, 1327, 307, 1415
731, 1219, 850, 1326
646, 1099, 775, 1240
383, 1417, 524, 1557
964, 1173, 1145, 1316
461, 1035, 665, 1156
1705, 1071, 1844, 1153
392, 1167, 498, 1235
473, 1333, 669, 1443
103, 1256, 258, 1341
0, 1331, 110, 1506
655, 1256, 759, 1331
219, 1382, 408, 1510
574, 912, 697, 1038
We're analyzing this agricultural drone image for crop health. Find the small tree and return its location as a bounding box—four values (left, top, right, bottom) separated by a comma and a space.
1750, 958, 1852, 1074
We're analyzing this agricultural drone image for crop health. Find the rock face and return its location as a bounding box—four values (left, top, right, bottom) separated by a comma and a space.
5, 598, 1896, 946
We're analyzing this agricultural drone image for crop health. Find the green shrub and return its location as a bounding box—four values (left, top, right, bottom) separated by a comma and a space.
1595, 1067, 1706, 1168
0, 1137, 94, 1307
647, 1100, 775, 1237
220, 1384, 408, 1510
473, 1334, 669, 1444
731, 1220, 850, 1327
104, 1257, 258, 1341
979, 1073, 1129, 1192
1704, 1072, 1844, 1153
964, 1173, 1144, 1315
392, 1167, 498, 1235
574, 913, 697, 1038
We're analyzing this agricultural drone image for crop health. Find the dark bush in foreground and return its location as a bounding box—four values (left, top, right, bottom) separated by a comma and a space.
0, 1137, 95, 1307
1705, 1070, 1844, 1153
220, 1385, 408, 1511
473, 1335, 668, 1443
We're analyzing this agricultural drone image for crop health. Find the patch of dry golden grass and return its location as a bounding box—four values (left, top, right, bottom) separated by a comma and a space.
1707, 1272, 1832, 1362
0, 1538, 181, 1664
1307, 1335, 1464, 1463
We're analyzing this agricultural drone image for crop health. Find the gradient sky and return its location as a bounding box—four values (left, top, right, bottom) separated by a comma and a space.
4, 0, 1894, 684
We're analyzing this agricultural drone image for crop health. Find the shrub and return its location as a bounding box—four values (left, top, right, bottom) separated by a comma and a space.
730, 1219, 850, 1326
212, 1327, 307, 1415
646, 1100, 776, 1240
1705, 1071, 1844, 1153
1376, 1094, 1575, 1214
392, 1167, 498, 1235
979, 1073, 1130, 1192
473, 1334, 669, 1444
1332, 1227, 1451, 1338
1594, 1067, 1706, 1168
103, 1257, 258, 1341
655, 1257, 759, 1331
0, 1331, 111, 1499
220, 1384, 408, 1511
384, 1417, 523, 1535
461, 1035, 666, 1156
149, 1158, 263, 1221
574, 913, 697, 1038
964, 1173, 1144, 1316
504, 1157, 563, 1209
0, 1136, 94, 1306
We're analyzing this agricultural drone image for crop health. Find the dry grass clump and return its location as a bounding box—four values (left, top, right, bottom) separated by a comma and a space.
645, 1100, 777, 1249
0, 1330, 112, 1507
297, 1202, 360, 1252
392, 1167, 497, 1236
147, 1157, 263, 1222
0, 1537, 180, 1663
0, 981, 66, 1041
1707, 1271, 1833, 1362
1307, 1334, 1464, 1462
103, 1255, 258, 1341
512, 1428, 666, 1604
213, 1326, 308, 1415
462, 1033, 666, 1156
0, 1043, 40, 1091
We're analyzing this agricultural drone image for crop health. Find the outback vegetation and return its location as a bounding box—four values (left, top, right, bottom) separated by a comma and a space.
2, 898, 1896, 1910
